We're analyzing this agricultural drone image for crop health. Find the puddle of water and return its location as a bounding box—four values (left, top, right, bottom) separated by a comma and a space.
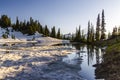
62, 44, 104, 80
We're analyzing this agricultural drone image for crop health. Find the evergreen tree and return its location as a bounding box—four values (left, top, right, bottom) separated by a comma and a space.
19, 21, 23, 31
2, 33, 8, 39
108, 32, 111, 39
57, 28, 61, 39
91, 24, 95, 42
33, 20, 39, 33
28, 26, 34, 35
30, 17, 34, 25
87, 21, 91, 43
22, 20, 27, 32
15, 17, 19, 31
118, 26, 120, 36
101, 9, 106, 40
74, 27, 78, 41
78, 25, 81, 41
38, 22, 43, 34
50, 26, 56, 38
112, 27, 117, 38
96, 14, 101, 41
12, 24, 16, 31
74, 26, 82, 42
0, 14, 63, 38
0, 15, 11, 28
71, 33, 74, 41
81, 30, 86, 42
44, 25, 50, 36
11, 34, 15, 39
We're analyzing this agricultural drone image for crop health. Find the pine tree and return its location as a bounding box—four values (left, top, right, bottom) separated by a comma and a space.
108, 32, 111, 39
21, 20, 27, 34
38, 22, 43, 34
112, 27, 117, 38
44, 25, 50, 36
2, 33, 8, 39
101, 9, 106, 40
57, 28, 61, 39
30, 17, 34, 26
19, 21, 23, 31
96, 14, 101, 41
74, 27, 78, 41
0, 14, 64, 38
71, 33, 74, 41
28, 26, 34, 35
11, 34, 15, 39
74, 26, 82, 42
87, 21, 91, 43
78, 25, 81, 41
118, 26, 120, 36
50, 26, 56, 38
0, 15, 11, 28
81, 30, 86, 42
15, 17, 19, 31
91, 24, 95, 42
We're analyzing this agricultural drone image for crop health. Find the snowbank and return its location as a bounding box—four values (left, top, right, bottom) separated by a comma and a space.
0, 43, 80, 80
0, 27, 69, 44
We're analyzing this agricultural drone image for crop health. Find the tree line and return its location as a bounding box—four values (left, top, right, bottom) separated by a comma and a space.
0, 9, 120, 42
0, 15, 61, 39
68, 9, 120, 43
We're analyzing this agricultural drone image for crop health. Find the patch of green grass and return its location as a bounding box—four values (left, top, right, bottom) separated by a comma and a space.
95, 42, 120, 80
93, 36, 120, 47
106, 42, 120, 54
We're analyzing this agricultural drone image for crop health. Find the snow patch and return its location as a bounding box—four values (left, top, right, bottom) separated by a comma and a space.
0, 27, 69, 44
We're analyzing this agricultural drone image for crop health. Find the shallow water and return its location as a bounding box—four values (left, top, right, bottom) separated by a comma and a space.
62, 44, 105, 80
0, 42, 105, 80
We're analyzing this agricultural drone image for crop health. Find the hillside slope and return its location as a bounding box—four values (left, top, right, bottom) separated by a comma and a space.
0, 27, 69, 44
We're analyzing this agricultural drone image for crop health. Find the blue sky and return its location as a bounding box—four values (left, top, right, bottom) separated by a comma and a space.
0, 0, 120, 34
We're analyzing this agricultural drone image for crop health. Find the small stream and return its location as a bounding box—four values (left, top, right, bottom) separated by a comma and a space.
62, 43, 105, 80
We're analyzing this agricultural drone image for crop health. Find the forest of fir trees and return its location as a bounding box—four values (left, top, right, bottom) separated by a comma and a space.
0, 15, 62, 39
0, 9, 120, 43
70, 9, 120, 43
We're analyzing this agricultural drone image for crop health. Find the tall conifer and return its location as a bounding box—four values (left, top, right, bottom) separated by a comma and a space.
96, 14, 101, 40
101, 9, 106, 40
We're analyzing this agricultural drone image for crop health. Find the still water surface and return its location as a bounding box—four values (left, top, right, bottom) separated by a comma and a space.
62, 43, 105, 80
0, 42, 106, 80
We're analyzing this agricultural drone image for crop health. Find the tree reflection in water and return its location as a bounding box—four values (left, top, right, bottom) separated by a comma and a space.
72, 44, 101, 80
64, 43, 117, 80
73, 43, 120, 80
94, 49, 120, 80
